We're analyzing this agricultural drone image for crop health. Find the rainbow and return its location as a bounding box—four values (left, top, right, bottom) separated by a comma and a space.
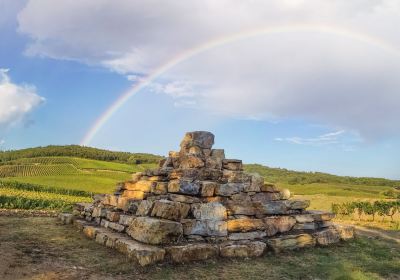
80, 24, 400, 145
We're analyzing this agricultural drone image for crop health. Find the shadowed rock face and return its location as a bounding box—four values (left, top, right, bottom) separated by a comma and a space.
63, 131, 353, 266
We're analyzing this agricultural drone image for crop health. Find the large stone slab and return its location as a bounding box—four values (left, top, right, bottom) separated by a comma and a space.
228, 231, 267, 241
122, 190, 147, 200
225, 201, 257, 216
223, 159, 243, 171
191, 202, 227, 220
124, 180, 155, 192
127, 217, 183, 245
115, 237, 166, 266
168, 179, 201, 195
264, 216, 296, 236
254, 200, 288, 215
168, 194, 201, 204
166, 243, 219, 263
200, 181, 218, 197
219, 241, 266, 258
267, 234, 316, 253
215, 183, 244, 196
227, 218, 265, 232
150, 200, 190, 221
182, 219, 227, 236
244, 173, 263, 192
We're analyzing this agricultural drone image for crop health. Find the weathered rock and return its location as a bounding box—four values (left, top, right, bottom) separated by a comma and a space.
267, 234, 316, 253
308, 210, 335, 221
225, 201, 256, 216
292, 213, 315, 223
280, 188, 291, 199
106, 211, 121, 222
150, 200, 190, 221
122, 190, 147, 200
223, 159, 243, 171
182, 219, 227, 236
155, 182, 169, 195
127, 217, 183, 245
260, 183, 279, 192
115, 237, 166, 266
58, 213, 75, 224
180, 155, 205, 169
264, 216, 296, 236
201, 181, 217, 197
228, 231, 266, 240
166, 243, 219, 263
222, 170, 251, 183
314, 228, 340, 245
83, 225, 100, 239
285, 200, 310, 210
119, 214, 136, 226
168, 193, 200, 204
124, 180, 155, 192
255, 200, 288, 215
136, 200, 154, 216
334, 224, 355, 240
180, 131, 215, 150
227, 218, 265, 232
220, 241, 266, 258
191, 202, 227, 220
107, 222, 125, 232
244, 173, 263, 192
91, 207, 107, 218
168, 179, 200, 195
252, 192, 282, 203
215, 183, 244, 196
116, 197, 138, 212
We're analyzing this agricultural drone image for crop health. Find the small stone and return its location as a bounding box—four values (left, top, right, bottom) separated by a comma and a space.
280, 189, 291, 199
191, 202, 227, 220
201, 181, 217, 197
83, 225, 100, 239
220, 241, 266, 258
333, 224, 354, 240
127, 217, 183, 245
166, 243, 219, 263
314, 228, 340, 245
106, 211, 121, 222
150, 200, 190, 221
227, 218, 265, 232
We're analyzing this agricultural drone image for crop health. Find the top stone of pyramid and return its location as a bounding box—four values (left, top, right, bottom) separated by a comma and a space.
180, 131, 215, 151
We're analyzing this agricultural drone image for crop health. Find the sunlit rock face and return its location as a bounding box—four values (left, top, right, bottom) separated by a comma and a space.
61, 131, 353, 266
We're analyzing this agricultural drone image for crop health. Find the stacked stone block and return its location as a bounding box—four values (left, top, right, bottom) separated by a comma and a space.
60, 131, 354, 266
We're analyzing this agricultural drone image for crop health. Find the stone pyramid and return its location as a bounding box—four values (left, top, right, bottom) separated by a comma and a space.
60, 131, 354, 266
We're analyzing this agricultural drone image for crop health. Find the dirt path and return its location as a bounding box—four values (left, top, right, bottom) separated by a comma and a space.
352, 225, 400, 244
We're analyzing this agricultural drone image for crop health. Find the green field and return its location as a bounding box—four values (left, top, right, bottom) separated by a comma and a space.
0, 145, 399, 224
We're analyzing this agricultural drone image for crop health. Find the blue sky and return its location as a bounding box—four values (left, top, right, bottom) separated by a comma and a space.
0, 0, 399, 179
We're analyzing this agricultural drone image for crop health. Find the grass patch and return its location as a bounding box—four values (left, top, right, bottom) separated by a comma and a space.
0, 216, 399, 279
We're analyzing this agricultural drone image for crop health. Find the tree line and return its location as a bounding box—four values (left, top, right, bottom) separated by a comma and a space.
332, 200, 400, 221
0, 145, 163, 165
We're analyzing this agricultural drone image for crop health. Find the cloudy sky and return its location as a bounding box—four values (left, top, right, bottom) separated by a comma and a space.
1, 0, 399, 179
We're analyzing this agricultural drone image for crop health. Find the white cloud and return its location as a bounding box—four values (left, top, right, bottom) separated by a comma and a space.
16, 0, 400, 138
0, 69, 45, 126
275, 130, 346, 145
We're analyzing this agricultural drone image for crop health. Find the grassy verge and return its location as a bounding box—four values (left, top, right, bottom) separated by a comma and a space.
0, 216, 399, 279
